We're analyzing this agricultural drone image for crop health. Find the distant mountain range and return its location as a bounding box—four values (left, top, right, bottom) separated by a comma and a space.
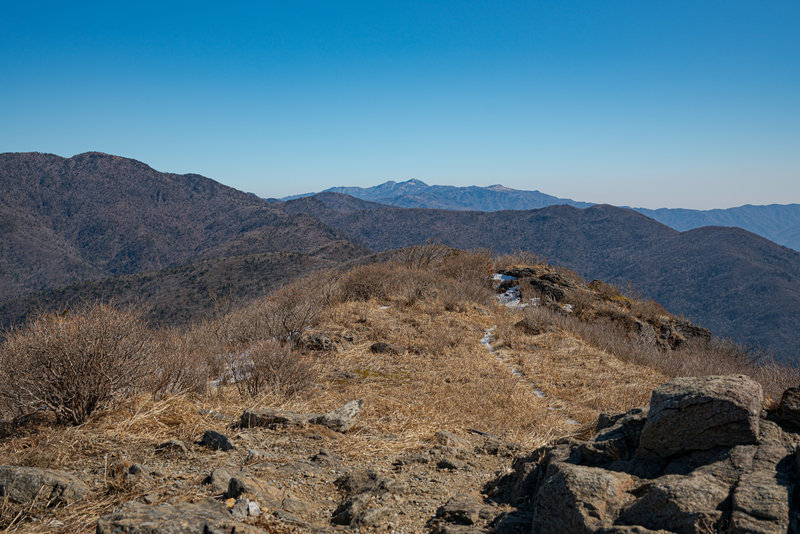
283, 180, 800, 251
2, 152, 799, 361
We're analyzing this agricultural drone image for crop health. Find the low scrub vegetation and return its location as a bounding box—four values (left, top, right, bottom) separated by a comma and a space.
0, 244, 795, 428
0, 303, 155, 425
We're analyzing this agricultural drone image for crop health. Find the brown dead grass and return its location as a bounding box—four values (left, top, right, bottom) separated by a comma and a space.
2, 250, 798, 532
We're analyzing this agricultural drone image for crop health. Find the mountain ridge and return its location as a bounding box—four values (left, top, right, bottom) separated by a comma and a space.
282, 180, 800, 251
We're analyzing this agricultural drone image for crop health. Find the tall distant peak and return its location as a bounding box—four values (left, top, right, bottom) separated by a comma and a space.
487, 184, 514, 191
404, 178, 428, 186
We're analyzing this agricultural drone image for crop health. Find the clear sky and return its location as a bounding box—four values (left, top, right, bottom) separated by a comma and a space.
2, 1, 798, 209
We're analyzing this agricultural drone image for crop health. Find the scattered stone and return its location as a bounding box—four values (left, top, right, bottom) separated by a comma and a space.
436, 493, 491, 525
437, 458, 469, 471
331, 493, 371, 525
96, 499, 268, 534
336, 469, 395, 496
240, 409, 317, 428
300, 332, 336, 351
0, 465, 89, 505
154, 439, 189, 455
370, 342, 404, 354
197, 430, 234, 451
282, 497, 314, 515
311, 399, 364, 432
310, 449, 342, 466
204, 468, 234, 494
245, 449, 265, 464
197, 409, 232, 421
435, 430, 470, 449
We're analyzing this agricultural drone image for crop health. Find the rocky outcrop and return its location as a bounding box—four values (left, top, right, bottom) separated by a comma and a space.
240, 399, 364, 432
0, 465, 89, 505
489, 375, 800, 533
96, 499, 267, 534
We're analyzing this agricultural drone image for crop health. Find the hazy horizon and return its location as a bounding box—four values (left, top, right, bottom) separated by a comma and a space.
2, 2, 798, 209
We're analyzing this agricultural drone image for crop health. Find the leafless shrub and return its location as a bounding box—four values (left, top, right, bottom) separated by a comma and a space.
0, 303, 156, 425
493, 250, 546, 271
398, 242, 451, 269
335, 262, 396, 302
226, 340, 315, 399
211, 273, 334, 349
147, 330, 209, 400
629, 298, 669, 323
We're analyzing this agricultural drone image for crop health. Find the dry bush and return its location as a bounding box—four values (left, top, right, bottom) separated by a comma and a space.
630, 298, 669, 323
209, 273, 334, 349
335, 262, 397, 302
493, 250, 546, 271
146, 330, 209, 400
225, 340, 316, 399
397, 242, 452, 269
587, 279, 625, 301
0, 303, 155, 425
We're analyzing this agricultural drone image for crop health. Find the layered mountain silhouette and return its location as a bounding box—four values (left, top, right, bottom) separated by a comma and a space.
284, 180, 800, 251
2, 152, 799, 361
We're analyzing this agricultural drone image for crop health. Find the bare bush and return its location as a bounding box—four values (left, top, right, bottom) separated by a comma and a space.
398, 242, 451, 269
147, 330, 209, 400
335, 263, 396, 302
211, 273, 334, 349
226, 340, 315, 399
0, 303, 155, 425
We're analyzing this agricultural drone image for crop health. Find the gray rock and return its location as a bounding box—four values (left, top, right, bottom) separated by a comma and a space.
331, 493, 371, 525
370, 342, 404, 354
300, 332, 336, 352
777, 386, 800, 430
0, 465, 89, 505
435, 430, 470, 449
311, 399, 364, 432
239, 408, 317, 428
203, 468, 234, 494
355, 505, 392, 527
638, 375, 762, 458
436, 493, 490, 525
197, 430, 234, 451
154, 439, 189, 455
531, 462, 634, 534
730, 470, 791, 533
618, 473, 728, 534
96, 499, 268, 534
336, 469, 394, 496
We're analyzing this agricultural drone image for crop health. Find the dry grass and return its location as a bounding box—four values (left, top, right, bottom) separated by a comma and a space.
2, 250, 798, 531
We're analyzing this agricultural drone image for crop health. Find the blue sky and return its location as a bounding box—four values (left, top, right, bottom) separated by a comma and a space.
1, 1, 798, 208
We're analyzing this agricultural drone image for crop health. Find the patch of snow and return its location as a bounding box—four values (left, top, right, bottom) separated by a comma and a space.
379, 305, 392, 310
492, 273, 518, 282
561, 303, 574, 313
566, 419, 580, 426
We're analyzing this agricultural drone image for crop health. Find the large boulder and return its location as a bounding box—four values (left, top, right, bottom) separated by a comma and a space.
637, 375, 762, 458
489, 375, 800, 534
617, 473, 729, 533
0, 465, 88, 505
531, 463, 633, 534
96, 499, 267, 534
